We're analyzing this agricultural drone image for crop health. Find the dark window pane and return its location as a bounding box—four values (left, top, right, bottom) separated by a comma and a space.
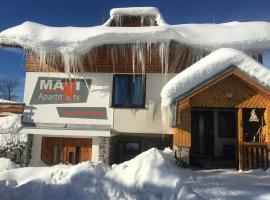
124, 142, 140, 155
112, 75, 145, 108
131, 76, 144, 106
218, 111, 236, 138
113, 76, 129, 106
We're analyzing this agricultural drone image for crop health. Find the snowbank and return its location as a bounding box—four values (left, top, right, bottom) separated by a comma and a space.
103, 148, 180, 199
1, 148, 270, 200
161, 48, 270, 106
0, 115, 23, 134
0, 158, 18, 172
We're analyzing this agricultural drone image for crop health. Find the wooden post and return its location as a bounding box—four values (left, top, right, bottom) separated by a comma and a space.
237, 108, 244, 170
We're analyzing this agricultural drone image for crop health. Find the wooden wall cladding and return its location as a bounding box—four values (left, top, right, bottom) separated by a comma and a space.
25, 42, 204, 73
109, 15, 157, 27
189, 74, 270, 108
0, 104, 24, 114
172, 106, 191, 148
41, 137, 92, 165
0, 106, 24, 114
173, 72, 270, 149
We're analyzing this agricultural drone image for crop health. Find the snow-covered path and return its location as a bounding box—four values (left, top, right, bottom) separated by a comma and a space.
0, 148, 270, 200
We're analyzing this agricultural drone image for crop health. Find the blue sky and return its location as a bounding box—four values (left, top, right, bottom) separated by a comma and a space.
1, 0, 270, 100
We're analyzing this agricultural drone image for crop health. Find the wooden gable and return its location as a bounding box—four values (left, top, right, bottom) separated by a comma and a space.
183, 70, 270, 109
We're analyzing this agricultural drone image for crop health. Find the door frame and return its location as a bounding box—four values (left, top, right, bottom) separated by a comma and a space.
191, 108, 238, 168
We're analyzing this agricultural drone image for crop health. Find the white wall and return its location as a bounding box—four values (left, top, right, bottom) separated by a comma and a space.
113, 74, 175, 134
92, 137, 99, 162
24, 72, 175, 135
29, 135, 44, 166
24, 72, 113, 126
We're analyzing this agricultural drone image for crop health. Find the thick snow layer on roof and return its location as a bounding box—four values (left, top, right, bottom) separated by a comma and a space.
104, 7, 167, 26
0, 21, 172, 53
0, 114, 22, 134
110, 7, 160, 17
0, 98, 22, 104
1, 148, 270, 200
161, 48, 270, 106
1, 20, 270, 54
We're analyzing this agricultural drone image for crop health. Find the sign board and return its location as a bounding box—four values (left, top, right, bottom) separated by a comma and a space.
30, 77, 91, 105
57, 107, 107, 119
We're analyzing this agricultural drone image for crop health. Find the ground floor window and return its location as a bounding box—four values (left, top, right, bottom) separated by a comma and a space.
41, 137, 92, 165
124, 142, 140, 155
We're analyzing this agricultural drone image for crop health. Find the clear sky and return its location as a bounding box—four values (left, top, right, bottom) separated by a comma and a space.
1, 0, 270, 100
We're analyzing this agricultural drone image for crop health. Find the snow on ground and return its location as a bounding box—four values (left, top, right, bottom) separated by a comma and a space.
0, 158, 18, 172
0, 148, 270, 200
161, 48, 270, 107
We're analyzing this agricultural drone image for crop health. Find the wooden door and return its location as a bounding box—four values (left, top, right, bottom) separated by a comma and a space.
191, 110, 214, 156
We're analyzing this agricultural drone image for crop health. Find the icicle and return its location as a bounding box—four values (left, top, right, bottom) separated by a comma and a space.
141, 16, 144, 27
132, 43, 136, 76
159, 41, 169, 85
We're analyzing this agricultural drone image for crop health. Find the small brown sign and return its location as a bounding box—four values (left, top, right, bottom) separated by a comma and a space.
57, 107, 107, 119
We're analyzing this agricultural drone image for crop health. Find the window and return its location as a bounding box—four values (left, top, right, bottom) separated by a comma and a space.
124, 142, 140, 155
218, 111, 236, 138
112, 74, 146, 108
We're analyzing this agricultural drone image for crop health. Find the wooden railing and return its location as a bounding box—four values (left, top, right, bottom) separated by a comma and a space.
242, 142, 269, 170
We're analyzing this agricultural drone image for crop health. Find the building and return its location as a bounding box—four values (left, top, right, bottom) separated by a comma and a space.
161, 48, 270, 170
0, 7, 270, 169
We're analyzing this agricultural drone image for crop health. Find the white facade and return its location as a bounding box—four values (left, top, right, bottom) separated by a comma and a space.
22, 72, 174, 165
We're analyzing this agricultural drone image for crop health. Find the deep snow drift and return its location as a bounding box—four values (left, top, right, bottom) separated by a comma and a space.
0, 148, 270, 200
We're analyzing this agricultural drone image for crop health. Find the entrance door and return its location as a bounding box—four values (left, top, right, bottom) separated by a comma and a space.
191, 110, 214, 156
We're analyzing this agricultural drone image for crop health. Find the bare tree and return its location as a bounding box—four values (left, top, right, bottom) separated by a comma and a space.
0, 77, 19, 100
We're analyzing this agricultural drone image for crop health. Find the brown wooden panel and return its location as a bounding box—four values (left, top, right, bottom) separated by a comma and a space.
109, 15, 157, 27
189, 74, 270, 108
238, 108, 243, 170
25, 42, 205, 73
172, 107, 191, 147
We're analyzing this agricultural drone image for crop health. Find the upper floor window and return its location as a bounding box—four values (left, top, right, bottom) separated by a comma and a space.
112, 74, 146, 108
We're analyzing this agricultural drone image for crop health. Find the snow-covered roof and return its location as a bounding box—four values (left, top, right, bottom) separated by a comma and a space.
110, 7, 160, 17
0, 99, 23, 104
104, 7, 167, 26
161, 48, 270, 106
1, 19, 270, 54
